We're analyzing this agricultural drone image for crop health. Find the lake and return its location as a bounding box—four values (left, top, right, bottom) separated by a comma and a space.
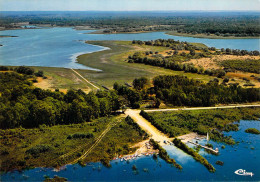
1, 120, 259, 181
0, 27, 259, 70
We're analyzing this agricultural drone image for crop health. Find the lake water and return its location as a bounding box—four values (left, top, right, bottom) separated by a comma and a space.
1, 120, 259, 181
0, 27, 259, 70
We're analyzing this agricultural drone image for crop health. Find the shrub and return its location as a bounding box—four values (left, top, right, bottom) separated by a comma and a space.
245, 128, 260, 134
67, 132, 94, 139
26, 144, 53, 155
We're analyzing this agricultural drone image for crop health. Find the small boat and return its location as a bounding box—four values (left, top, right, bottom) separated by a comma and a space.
207, 132, 210, 141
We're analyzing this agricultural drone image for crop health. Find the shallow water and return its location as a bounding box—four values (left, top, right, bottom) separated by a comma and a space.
0, 27, 259, 70
1, 120, 259, 181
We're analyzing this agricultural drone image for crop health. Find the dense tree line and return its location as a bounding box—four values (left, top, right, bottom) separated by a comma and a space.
0, 72, 120, 129
1, 12, 259, 37
220, 59, 260, 74
153, 75, 260, 106
133, 39, 259, 56
129, 39, 259, 77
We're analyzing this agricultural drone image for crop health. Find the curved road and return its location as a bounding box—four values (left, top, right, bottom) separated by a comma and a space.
125, 104, 260, 145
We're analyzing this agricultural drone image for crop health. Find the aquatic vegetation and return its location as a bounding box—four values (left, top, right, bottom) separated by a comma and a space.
150, 139, 182, 170
173, 138, 215, 172
245, 128, 260, 134
215, 160, 224, 166
132, 165, 137, 171
44, 175, 68, 182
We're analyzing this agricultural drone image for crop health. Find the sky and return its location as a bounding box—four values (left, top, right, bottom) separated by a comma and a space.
0, 0, 260, 11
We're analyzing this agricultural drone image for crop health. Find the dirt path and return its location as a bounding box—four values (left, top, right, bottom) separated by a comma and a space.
144, 104, 260, 112
70, 118, 121, 164
125, 109, 172, 145
71, 68, 99, 90
125, 104, 260, 146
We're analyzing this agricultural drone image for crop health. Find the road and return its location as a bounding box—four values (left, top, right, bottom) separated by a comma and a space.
125, 104, 260, 146
144, 104, 260, 112
71, 68, 99, 90
125, 109, 172, 145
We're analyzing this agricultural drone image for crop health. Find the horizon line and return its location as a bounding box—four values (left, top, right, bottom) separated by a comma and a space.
1, 10, 260, 12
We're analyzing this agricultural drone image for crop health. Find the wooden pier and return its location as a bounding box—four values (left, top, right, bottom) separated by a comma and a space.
188, 141, 219, 154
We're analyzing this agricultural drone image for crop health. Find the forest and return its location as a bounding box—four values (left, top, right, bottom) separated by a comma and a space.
152, 75, 260, 106
219, 59, 260, 74
1, 67, 259, 130
0, 69, 121, 129
1, 11, 260, 37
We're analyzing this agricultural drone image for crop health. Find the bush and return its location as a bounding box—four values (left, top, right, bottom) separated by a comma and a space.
245, 128, 260, 134
35, 70, 44, 77
0, 66, 9, 71
16, 66, 34, 75
26, 144, 53, 155
67, 132, 94, 139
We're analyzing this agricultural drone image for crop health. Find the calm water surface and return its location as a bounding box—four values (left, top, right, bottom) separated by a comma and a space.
1, 120, 259, 181
0, 27, 259, 69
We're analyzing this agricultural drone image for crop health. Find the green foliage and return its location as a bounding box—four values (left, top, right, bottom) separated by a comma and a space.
245, 128, 260, 134
125, 116, 149, 139
15, 66, 34, 75
0, 66, 9, 71
133, 77, 149, 90
173, 138, 215, 172
35, 70, 44, 77
150, 139, 182, 169
113, 83, 142, 108
0, 116, 145, 172
215, 160, 224, 166
67, 132, 94, 139
44, 175, 68, 182
26, 144, 53, 156
0, 72, 121, 129
1, 12, 259, 38
147, 107, 260, 144
129, 39, 230, 78
153, 75, 260, 106
220, 59, 260, 74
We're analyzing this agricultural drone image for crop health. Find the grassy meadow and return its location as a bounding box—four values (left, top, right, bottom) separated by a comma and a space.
0, 115, 144, 172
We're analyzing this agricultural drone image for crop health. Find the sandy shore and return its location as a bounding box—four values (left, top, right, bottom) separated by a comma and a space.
177, 132, 205, 143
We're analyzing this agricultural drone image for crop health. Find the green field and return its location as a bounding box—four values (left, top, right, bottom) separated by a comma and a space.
0, 115, 144, 172
14, 41, 218, 90
75, 41, 217, 88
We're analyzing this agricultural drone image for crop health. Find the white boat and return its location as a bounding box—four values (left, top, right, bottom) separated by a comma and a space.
207, 132, 210, 141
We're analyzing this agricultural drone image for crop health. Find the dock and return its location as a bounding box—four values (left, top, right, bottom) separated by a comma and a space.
188, 141, 219, 154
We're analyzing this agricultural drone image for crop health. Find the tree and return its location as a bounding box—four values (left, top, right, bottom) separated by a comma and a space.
133, 77, 149, 90
190, 49, 195, 56
28, 100, 55, 127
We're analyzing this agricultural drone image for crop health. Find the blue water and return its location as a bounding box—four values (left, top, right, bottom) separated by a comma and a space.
1, 120, 259, 181
0, 27, 259, 70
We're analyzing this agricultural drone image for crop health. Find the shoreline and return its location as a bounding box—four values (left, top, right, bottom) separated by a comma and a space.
165, 31, 260, 39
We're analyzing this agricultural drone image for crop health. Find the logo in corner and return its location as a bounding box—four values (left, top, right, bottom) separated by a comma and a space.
234, 169, 254, 177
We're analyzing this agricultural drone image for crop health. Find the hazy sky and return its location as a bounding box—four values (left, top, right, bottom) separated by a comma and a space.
1, 0, 260, 11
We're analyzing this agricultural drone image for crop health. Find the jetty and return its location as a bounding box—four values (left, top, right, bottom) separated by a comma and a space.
188, 141, 219, 154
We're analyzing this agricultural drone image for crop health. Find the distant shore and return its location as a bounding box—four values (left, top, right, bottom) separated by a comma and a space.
166, 31, 260, 39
